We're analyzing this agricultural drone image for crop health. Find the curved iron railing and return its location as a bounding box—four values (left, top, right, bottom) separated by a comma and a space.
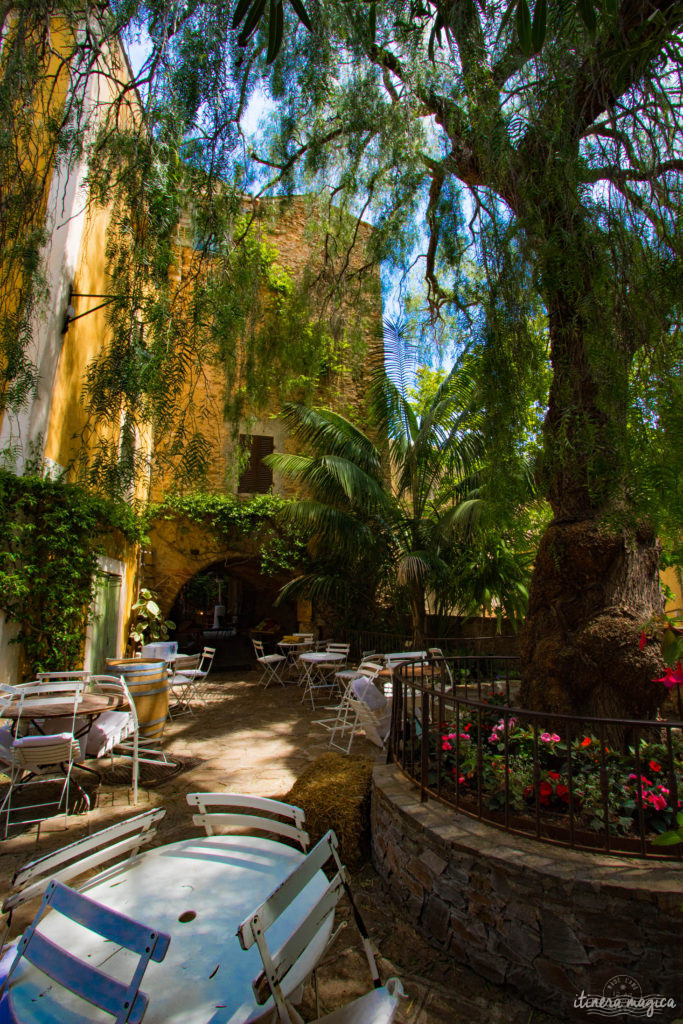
388, 657, 683, 859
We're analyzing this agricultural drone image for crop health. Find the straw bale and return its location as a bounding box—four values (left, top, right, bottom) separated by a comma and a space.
283, 753, 375, 873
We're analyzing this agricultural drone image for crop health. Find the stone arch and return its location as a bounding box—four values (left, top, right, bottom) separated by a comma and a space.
142, 515, 309, 665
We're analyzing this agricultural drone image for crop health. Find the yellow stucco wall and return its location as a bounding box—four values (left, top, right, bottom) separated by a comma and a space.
0, 18, 74, 421
663, 565, 683, 617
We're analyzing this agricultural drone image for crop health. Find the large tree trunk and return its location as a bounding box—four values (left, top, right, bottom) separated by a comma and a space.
519, 520, 665, 717
518, 207, 665, 718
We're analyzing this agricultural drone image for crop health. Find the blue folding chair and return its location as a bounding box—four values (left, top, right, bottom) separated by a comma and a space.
0, 880, 171, 1023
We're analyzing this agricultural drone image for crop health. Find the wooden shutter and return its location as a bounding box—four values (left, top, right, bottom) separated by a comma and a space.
238, 435, 274, 493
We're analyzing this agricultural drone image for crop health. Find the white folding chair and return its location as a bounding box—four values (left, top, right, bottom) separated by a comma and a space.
314, 662, 384, 738
0, 682, 90, 838
167, 654, 202, 715
0, 880, 171, 1024
237, 830, 404, 1024
253, 639, 287, 688
186, 792, 309, 850
328, 677, 392, 755
168, 646, 215, 712
1, 808, 167, 934
81, 674, 140, 802
427, 647, 454, 686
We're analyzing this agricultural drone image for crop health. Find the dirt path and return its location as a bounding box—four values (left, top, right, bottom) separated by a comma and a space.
0, 670, 562, 1023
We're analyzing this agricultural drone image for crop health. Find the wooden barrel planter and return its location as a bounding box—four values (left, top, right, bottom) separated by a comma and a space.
105, 658, 168, 739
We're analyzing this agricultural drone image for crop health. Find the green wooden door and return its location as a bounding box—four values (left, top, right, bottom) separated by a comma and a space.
91, 573, 122, 674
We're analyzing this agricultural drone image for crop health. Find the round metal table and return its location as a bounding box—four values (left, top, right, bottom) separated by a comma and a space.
1, 834, 334, 1023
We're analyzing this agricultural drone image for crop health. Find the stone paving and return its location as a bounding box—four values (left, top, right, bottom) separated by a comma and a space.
0, 669, 564, 1023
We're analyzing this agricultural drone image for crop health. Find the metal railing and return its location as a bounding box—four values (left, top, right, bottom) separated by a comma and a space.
389, 658, 683, 859
337, 628, 519, 662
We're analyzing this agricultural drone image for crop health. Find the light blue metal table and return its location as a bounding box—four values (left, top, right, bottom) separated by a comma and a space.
1, 834, 333, 1023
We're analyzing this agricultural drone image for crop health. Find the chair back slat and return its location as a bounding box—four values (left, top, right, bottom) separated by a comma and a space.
190, 813, 309, 848
5, 808, 166, 914
47, 881, 169, 959
186, 792, 308, 849
20, 930, 149, 1023
238, 831, 342, 949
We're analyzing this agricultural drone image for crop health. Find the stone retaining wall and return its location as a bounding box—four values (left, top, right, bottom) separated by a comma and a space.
371, 763, 683, 1021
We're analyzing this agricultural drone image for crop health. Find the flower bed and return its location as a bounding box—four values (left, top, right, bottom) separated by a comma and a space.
393, 687, 683, 854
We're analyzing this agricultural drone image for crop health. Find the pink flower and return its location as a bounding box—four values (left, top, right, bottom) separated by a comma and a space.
650, 794, 667, 811
654, 662, 683, 690
540, 732, 561, 743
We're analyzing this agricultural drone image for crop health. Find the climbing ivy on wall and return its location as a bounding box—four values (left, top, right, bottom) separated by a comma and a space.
151, 492, 309, 576
0, 470, 144, 677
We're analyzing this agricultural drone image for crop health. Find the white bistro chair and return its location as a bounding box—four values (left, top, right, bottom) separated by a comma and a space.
0, 880, 171, 1024
328, 677, 392, 755
238, 829, 404, 1023
187, 792, 309, 850
1, 807, 167, 942
168, 646, 216, 714
0, 681, 89, 838
252, 638, 287, 687
167, 654, 202, 716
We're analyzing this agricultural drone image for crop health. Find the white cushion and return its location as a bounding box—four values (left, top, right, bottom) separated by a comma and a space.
352, 676, 387, 712
11, 732, 82, 764
0, 724, 13, 764
85, 711, 134, 758
12, 732, 73, 748
142, 641, 178, 659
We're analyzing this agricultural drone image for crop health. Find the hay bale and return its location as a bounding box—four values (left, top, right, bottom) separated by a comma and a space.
283, 753, 375, 873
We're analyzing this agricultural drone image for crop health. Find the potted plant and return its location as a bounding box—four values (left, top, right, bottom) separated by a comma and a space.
128, 588, 175, 654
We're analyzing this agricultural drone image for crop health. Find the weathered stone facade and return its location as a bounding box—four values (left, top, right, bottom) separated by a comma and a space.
372, 763, 683, 1021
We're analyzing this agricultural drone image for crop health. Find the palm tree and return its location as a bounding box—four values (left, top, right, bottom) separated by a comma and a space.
266, 323, 488, 644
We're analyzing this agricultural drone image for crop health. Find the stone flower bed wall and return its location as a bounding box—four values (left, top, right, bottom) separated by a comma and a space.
371, 763, 683, 1020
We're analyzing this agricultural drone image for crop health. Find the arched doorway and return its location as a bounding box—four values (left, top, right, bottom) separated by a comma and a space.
169, 556, 299, 670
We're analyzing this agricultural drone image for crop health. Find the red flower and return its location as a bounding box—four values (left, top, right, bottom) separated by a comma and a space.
654, 662, 683, 690
548, 771, 560, 780
556, 784, 569, 802
539, 781, 553, 798
639, 631, 647, 651
649, 759, 662, 773
580, 737, 591, 748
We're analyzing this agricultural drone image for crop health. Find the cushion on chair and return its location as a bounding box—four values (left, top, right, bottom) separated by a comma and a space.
11, 732, 82, 764
0, 724, 12, 763
351, 677, 387, 711
84, 711, 134, 758
12, 732, 73, 749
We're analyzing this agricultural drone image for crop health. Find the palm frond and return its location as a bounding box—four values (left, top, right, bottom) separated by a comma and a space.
320, 456, 392, 510
278, 403, 381, 476
280, 500, 374, 551
437, 498, 486, 538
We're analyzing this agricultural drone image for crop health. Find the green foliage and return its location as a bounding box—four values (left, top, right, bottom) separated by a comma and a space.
0, 469, 144, 677
268, 326, 535, 639
152, 490, 309, 576
434, 710, 683, 839
128, 587, 175, 647
0, 8, 377, 490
